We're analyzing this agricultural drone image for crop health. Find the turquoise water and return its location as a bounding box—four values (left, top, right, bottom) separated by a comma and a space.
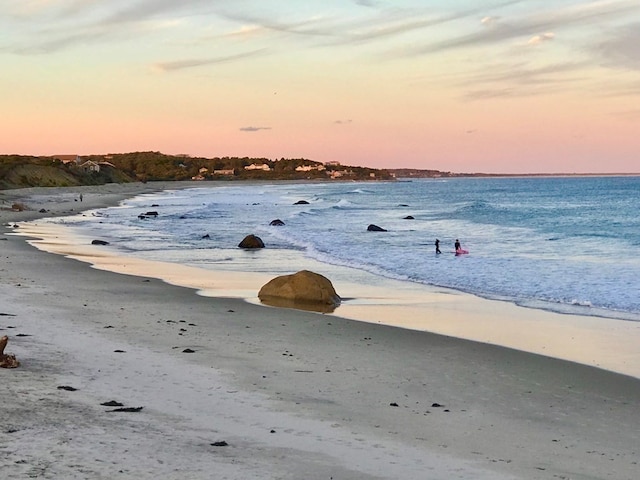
54, 176, 640, 322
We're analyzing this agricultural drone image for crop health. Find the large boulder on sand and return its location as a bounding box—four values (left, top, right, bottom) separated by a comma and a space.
238, 234, 265, 249
258, 270, 341, 312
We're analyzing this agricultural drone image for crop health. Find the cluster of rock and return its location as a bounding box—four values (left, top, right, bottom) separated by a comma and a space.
91, 200, 350, 313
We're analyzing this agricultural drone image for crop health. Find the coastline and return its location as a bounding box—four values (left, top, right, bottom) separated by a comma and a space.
5, 182, 640, 379
2, 183, 640, 479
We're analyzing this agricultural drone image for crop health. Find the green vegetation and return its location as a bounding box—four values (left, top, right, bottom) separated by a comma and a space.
0, 152, 396, 189
0, 155, 130, 189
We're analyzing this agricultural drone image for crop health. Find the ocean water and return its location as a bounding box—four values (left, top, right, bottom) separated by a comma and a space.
51, 176, 640, 322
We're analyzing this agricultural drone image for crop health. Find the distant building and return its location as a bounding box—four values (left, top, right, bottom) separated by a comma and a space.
78, 160, 100, 173
324, 161, 341, 166
295, 164, 326, 172
244, 163, 271, 171
199, 167, 209, 174
213, 169, 235, 176
328, 169, 353, 179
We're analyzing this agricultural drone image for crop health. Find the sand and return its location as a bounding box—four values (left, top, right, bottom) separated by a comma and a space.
1, 183, 639, 480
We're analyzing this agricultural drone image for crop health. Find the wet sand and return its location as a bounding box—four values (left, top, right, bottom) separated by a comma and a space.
1, 183, 639, 479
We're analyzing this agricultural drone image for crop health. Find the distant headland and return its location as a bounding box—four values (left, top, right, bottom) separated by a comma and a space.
1, 151, 635, 190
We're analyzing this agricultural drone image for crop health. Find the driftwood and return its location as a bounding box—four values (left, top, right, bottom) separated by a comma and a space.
0, 335, 20, 368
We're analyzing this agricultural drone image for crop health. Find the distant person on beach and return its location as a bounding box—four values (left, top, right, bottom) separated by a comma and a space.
79, 194, 83, 202
435, 239, 441, 254
455, 239, 461, 251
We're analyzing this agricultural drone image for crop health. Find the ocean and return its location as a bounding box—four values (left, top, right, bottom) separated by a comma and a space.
46, 176, 640, 324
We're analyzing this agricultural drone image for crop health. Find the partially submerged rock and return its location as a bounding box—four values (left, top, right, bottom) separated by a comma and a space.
258, 270, 341, 313
367, 224, 387, 232
0, 336, 20, 368
238, 234, 265, 249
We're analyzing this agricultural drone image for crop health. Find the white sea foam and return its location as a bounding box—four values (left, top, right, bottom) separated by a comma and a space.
43, 177, 640, 322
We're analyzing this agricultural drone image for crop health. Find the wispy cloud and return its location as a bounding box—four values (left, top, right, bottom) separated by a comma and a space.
460, 61, 590, 100
401, 0, 640, 56
481, 16, 501, 27
594, 22, 640, 70
527, 32, 554, 46
2, 0, 219, 54
213, 9, 338, 39
95, 0, 211, 27
239, 126, 272, 132
333, 1, 524, 45
353, 0, 379, 7
152, 49, 267, 73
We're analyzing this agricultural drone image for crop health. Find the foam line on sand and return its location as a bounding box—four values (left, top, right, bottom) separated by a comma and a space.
1, 183, 639, 479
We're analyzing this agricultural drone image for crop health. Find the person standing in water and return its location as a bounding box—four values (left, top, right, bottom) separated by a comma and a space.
435, 239, 441, 254
454, 239, 461, 251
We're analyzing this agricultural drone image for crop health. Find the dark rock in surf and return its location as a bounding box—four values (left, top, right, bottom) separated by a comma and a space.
238, 234, 265, 249
403, 215, 414, 220
367, 224, 387, 232
269, 219, 285, 226
91, 240, 109, 245
294, 200, 309, 205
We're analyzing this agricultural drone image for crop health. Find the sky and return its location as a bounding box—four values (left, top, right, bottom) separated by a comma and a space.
1, 0, 639, 173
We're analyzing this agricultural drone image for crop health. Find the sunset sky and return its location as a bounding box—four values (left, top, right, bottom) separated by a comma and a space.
2, 0, 639, 173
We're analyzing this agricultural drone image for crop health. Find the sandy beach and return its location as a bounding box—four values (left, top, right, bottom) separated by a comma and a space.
1, 183, 639, 480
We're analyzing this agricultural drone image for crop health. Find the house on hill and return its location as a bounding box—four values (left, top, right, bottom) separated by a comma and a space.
78, 160, 100, 173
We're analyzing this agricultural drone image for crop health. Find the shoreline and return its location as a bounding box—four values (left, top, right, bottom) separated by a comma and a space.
4, 183, 640, 379
2, 183, 640, 479
13, 220, 640, 379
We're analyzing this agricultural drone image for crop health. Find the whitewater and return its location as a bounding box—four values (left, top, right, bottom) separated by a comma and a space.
49, 176, 640, 323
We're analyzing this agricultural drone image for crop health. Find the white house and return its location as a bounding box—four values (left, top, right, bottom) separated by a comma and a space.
244, 163, 271, 171
295, 164, 326, 172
